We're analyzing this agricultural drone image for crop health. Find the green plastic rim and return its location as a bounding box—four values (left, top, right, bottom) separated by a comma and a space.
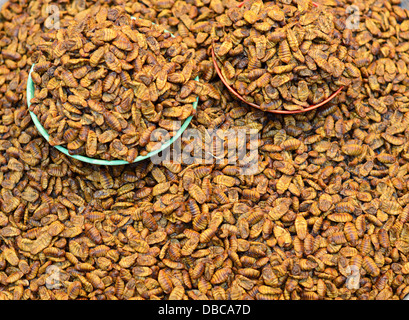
27, 27, 199, 166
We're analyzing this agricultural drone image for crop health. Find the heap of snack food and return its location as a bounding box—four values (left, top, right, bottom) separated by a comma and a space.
0, 0, 408, 301
212, 0, 360, 111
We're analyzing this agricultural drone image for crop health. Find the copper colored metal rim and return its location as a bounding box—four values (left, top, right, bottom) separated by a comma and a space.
213, 0, 345, 114
27, 22, 200, 166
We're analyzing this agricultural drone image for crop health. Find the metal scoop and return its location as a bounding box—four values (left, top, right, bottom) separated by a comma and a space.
211, 0, 345, 114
